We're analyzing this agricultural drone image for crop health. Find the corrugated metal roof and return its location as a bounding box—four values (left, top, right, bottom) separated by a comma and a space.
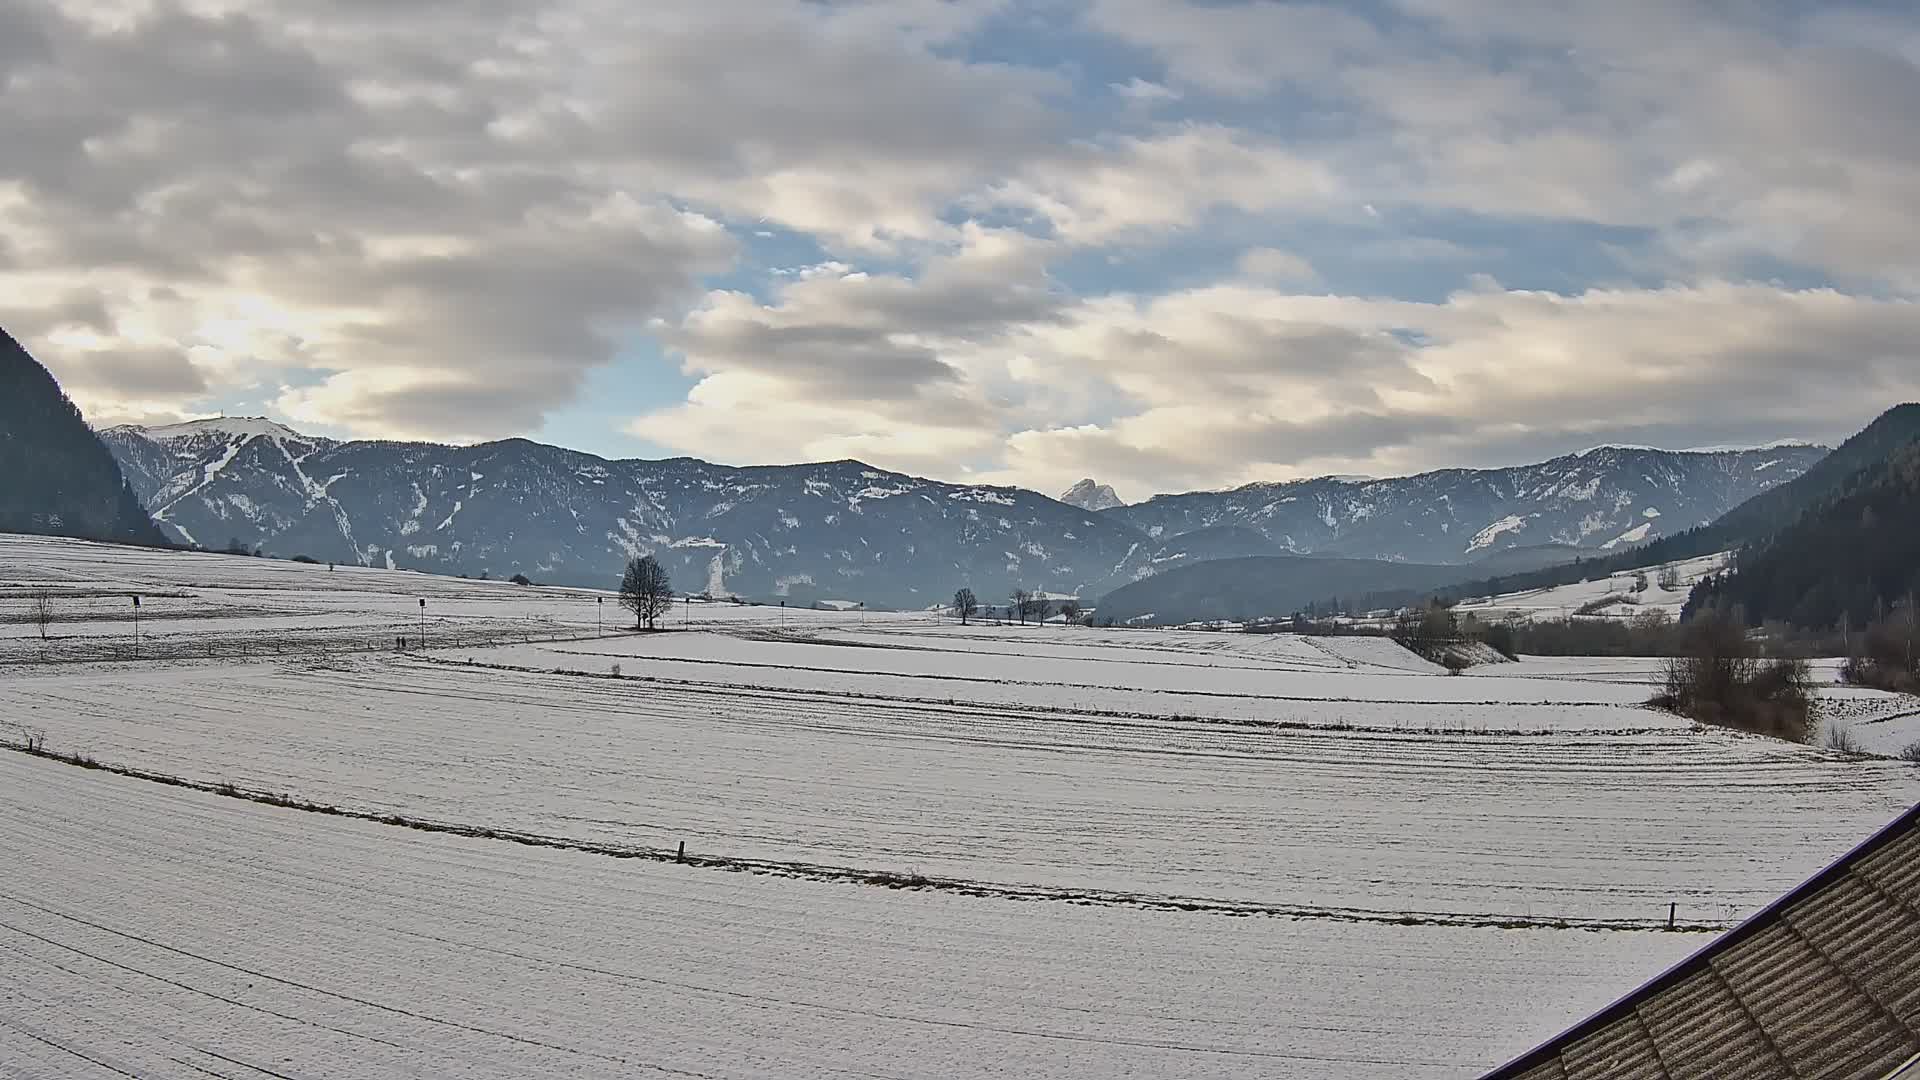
1484, 804, 1920, 1080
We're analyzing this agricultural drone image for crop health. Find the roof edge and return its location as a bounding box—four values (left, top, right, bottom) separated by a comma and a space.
1481, 801, 1920, 1079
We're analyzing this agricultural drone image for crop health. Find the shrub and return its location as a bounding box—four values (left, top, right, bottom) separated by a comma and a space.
510, 573, 533, 586
1653, 613, 1815, 743
1575, 594, 1634, 616
1899, 741, 1920, 763
290, 554, 320, 564
1824, 725, 1863, 754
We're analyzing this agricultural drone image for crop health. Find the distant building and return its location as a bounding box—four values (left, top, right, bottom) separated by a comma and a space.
1483, 804, 1920, 1079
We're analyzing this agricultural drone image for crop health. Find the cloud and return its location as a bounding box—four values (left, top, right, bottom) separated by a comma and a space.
641, 271, 1920, 498
4, 0, 1919, 501
1110, 77, 1180, 103
1237, 248, 1318, 282
0, 0, 1064, 435
988, 127, 1340, 243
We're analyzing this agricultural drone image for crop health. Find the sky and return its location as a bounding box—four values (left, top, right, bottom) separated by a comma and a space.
5, 0, 1920, 502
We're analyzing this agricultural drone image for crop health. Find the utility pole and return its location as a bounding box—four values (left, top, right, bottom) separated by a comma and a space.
131, 594, 140, 658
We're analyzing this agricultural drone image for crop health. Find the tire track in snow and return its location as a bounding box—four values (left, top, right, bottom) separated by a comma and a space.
1, 745, 1729, 934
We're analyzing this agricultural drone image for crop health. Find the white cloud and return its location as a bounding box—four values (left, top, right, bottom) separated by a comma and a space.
1237, 248, 1318, 282
3, 0, 1919, 498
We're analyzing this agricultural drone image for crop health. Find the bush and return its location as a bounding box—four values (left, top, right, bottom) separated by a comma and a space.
1653, 613, 1815, 742
1824, 725, 1863, 754
290, 554, 319, 564
510, 573, 533, 586
1575, 594, 1634, 616
1899, 741, 1920, 763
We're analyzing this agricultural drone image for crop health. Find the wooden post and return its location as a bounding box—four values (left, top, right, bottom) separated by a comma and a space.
1668, 902, 1676, 929
676, 840, 686, 864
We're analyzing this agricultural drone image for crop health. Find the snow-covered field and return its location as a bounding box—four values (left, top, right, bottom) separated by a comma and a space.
1455, 551, 1729, 622
4, 532, 1918, 1077
0, 751, 1693, 1079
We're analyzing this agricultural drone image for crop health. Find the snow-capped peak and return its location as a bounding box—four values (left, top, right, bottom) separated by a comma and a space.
136, 416, 307, 443
1571, 443, 1663, 457
1680, 437, 1819, 453
1059, 478, 1125, 511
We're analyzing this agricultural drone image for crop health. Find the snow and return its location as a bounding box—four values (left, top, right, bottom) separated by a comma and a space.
139, 416, 305, 443
1681, 438, 1818, 453
949, 489, 1016, 506
1457, 551, 1730, 623
1602, 521, 1653, 548
4, 531, 1917, 1078
0, 751, 1696, 1079
1466, 514, 1528, 553
1573, 443, 1662, 456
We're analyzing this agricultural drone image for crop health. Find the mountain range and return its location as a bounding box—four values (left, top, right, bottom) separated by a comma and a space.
96, 415, 1824, 607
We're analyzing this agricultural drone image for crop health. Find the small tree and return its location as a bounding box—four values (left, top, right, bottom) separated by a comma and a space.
1059, 599, 1081, 624
620, 555, 673, 630
1657, 566, 1681, 591
1632, 571, 1649, 593
31, 589, 52, 641
953, 588, 978, 625
1010, 588, 1031, 626
1028, 594, 1051, 623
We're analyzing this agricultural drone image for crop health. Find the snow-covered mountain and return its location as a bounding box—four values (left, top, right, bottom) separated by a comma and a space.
98, 420, 1828, 604
1104, 444, 1829, 565
1059, 478, 1125, 512
99, 419, 1151, 606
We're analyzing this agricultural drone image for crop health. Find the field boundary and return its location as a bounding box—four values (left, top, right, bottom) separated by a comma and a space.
0, 736, 1725, 934
433, 653, 1666, 733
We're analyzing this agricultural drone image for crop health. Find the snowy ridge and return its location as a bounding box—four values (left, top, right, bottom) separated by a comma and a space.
133, 416, 308, 443
99, 419, 1827, 603
1109, 443, 1827, 565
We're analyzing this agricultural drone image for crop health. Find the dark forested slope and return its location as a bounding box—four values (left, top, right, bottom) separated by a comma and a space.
0, 329, 166, 545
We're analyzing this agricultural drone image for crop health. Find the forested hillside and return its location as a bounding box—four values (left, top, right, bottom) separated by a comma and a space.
0, 329, 166, 546
1687, 441, 1920, 630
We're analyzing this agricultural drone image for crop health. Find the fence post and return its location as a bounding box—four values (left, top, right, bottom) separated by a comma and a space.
1668, 902, 1676, 929
677, 840, 686, 864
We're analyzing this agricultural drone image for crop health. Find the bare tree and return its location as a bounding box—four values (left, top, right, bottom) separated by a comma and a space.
1010, 588, 1031, 626
1058, 599, 1081, 624
953, 588, 978, 625
1657, 566, 1681, 591
1029, 594, 1052, 623
620, 555, 674, 630
31, 590, 52, 641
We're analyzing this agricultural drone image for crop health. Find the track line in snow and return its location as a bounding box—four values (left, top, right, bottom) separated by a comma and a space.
0, 745, 1729, 934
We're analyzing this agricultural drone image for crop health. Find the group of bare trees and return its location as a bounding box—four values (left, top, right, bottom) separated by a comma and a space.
1652, 611, 1816, 742
951, 587, 1081, 626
